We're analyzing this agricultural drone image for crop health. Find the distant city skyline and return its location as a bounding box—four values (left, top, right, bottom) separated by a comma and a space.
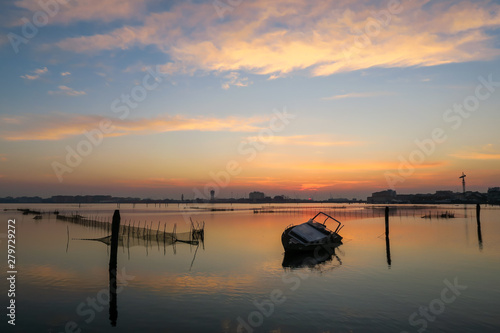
2, 186, 499, 204
1, 0, 500, 200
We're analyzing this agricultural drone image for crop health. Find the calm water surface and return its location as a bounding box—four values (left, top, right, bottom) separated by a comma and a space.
1, 203, 499, 332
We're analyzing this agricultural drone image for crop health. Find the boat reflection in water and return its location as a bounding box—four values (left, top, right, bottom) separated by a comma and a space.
282, 243, 343, 269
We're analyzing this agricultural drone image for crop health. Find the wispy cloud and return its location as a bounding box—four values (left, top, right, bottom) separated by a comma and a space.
20, 67, 48, 80
276, 161, 447, 172
54, 0, 500, 79
61, 72, 71, 76
11, 0, 151, 25
48, 85, 86, 96
322, 91, 392, 100
116, 177, 197, 189
246, 135, 362, 147
222, 72, 251, 90
450, 144, 500, 160
0, 113, 272, 141
452, 153, 500, 160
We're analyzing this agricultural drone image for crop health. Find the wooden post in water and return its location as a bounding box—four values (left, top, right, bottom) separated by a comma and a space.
109, 210, 120, 327
385, 206, 390, 237
385, 206, 392, 267
66, 226, 70, 253
476, 204, 483, 250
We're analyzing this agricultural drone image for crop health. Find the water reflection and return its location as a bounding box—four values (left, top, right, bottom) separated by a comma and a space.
3, 203, 500, 333
282, 244, 343, 269
385, 233, 392, 267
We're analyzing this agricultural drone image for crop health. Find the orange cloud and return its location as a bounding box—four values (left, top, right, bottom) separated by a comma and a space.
0, 112, 272, 141
113, 177, 198, 189
450, 144, 500, 160
299, 183, 328, 191
55, 0, 500, 77
20, 67, 48, 80
451, 153, 500, 160
258, 160, 447, 172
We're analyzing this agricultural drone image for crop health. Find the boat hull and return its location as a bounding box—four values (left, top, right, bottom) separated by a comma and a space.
281, 225, 342, 253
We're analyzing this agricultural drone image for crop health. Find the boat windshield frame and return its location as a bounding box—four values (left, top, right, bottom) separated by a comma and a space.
310, 212, 343, 233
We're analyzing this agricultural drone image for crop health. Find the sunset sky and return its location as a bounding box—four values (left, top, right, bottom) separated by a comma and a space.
1, 0, 500, 200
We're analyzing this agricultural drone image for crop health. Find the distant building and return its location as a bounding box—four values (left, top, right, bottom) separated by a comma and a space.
210, 190, 215, 201
367, 189, 488, 204
488, 187, 500, 204
367, 189, 397, 204
432, 191, 459, 203
50, 195, 114, 203
464, 191, 487, 203
249, 191, 265, 201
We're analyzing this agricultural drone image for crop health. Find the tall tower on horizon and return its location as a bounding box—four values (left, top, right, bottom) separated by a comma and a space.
459, 172, 467, 197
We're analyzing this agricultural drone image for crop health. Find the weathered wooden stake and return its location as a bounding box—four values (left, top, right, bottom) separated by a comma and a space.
385, 206, 390, 237
109, 210, 120, 327
66, 226, 70, 253
476, 204, 483, 249
385, 206, 391, 267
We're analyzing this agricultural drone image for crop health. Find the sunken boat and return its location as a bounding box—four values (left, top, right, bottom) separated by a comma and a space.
281, 212, 343, 252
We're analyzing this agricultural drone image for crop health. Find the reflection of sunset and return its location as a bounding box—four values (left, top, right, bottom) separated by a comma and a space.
133, 273, 262, 295
5, 204, 500, 332
21, 265, 108, 289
